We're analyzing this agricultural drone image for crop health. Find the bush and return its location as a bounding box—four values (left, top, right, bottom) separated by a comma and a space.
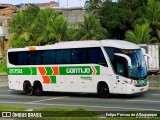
0, 52, 7, 73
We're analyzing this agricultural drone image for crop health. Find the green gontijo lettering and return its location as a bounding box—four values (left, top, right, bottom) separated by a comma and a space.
66, 68, 90, 74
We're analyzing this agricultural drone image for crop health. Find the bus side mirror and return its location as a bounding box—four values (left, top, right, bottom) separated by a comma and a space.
114, 53, 132, 67
143, 53, 152, 64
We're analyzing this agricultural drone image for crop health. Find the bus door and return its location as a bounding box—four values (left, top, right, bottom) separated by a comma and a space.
114, 56, 128, 93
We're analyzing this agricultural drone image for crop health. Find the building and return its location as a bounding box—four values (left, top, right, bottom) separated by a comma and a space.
35, 1, 58, 9
0, 3, 34, 59
0, 4, 12, 59
53, 7, 85, 26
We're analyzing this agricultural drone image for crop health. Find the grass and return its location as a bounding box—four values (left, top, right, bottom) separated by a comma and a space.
0, 105, 27, 111
35, 107, 98, 117
0, 67, 4, 73
0, 105, 159, 120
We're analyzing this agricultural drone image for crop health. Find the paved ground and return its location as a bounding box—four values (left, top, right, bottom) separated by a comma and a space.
0, 86, 160, 111
0, 75, 160, 111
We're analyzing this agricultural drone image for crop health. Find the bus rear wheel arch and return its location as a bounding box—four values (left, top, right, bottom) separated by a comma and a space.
97, 82, 110, 98
33, 81, 43, 96
23, 81, 33, 96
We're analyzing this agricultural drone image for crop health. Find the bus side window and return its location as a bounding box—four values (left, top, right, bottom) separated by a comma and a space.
18, 52, 27, 65
56, 49, 71, 64
88, 48, 107, 66
105, 48, 114, 63
42, 50, 55, 64
71, 49, 87, 64
27, 51, 41, 65
8, 52, 18, 65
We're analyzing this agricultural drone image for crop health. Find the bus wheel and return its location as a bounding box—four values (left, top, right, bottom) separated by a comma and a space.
98, 85, 109, 98
23, 82, 33, 96
33, 82, 43, 96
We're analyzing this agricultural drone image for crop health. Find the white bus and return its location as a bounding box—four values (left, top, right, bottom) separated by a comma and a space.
7, 40, 149, 98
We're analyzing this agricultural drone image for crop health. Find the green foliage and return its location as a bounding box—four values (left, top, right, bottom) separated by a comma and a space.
0, 105, 26, 111
9, 5, 40, 47
100, 0, 147, 39
10, 37, 29, 48
0, 52, 7, 73
78, 12, 108, 40
65, 27, 79, 41
144, 0, 160, 42
85, 0, 103, 13
145, 0, 160, 23
125, 23, 156, 44
51, 15, 68, 43
31, 7, 68, 45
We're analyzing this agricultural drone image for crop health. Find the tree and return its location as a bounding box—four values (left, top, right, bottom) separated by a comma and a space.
125, 23, 155, 44
78, 12, 108, 40
85, 0, 103, 12
51, 15, 68, 43
31, 7, 68, 45
99, 0, 147, 39
145, 0, 160, 23
144, 0, 160, 42
9, 5, 40, 48
65, 27, 79, 41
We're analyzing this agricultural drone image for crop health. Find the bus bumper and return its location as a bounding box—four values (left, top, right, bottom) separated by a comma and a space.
128, 83, 149, 94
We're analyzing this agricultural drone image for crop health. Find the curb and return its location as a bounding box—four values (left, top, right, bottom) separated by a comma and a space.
0, 73, 7, 76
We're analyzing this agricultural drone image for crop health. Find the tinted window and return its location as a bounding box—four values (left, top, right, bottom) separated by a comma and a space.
56, 49, 71, 64
28, 51, 41, 65
71, 49, 87, 64
8, 47, 107, 65
105, 48, 114, 62
88, 48, 106, 65
8, 52, 18, 65
42, 50, 55, 64
18, 52, 28, 65
105, 47, 128, 77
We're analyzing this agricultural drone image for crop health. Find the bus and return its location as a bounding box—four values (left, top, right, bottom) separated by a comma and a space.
7, 40, 149, 98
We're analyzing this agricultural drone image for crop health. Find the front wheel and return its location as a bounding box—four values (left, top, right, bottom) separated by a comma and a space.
23, 82, 33, 96
98, 85, 109, 98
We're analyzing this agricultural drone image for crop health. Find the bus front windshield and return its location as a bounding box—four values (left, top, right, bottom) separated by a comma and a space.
124, 49, 147, 80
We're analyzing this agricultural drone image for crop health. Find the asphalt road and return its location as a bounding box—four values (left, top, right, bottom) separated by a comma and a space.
0, 86, 160, 111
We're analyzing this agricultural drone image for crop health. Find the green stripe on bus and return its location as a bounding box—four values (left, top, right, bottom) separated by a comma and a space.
8, 66, 100, 75
8, 67, 32, 75
59, 66, 100, 75
95, 66, 100, 75
50, 76, 56, 83
45, 67, 53, 75
31, 67, 37, 75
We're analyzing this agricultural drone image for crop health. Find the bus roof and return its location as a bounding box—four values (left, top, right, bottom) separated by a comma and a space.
8, 39, 140, 52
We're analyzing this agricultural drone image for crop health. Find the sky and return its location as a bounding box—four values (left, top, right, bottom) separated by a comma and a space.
0, 0, 87, 7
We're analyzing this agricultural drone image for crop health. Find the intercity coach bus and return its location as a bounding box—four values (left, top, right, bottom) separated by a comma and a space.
7, 40, 149, 98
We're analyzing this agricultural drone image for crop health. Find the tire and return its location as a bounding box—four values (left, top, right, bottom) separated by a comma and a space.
23, 82, 33, 96
98, 85, 109, 98
33, 82, 43, 96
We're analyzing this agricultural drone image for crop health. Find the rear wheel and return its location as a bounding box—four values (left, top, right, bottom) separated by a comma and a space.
98, 85, 109, 98
23, 82, 33, 96
33, 82, 43, 96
